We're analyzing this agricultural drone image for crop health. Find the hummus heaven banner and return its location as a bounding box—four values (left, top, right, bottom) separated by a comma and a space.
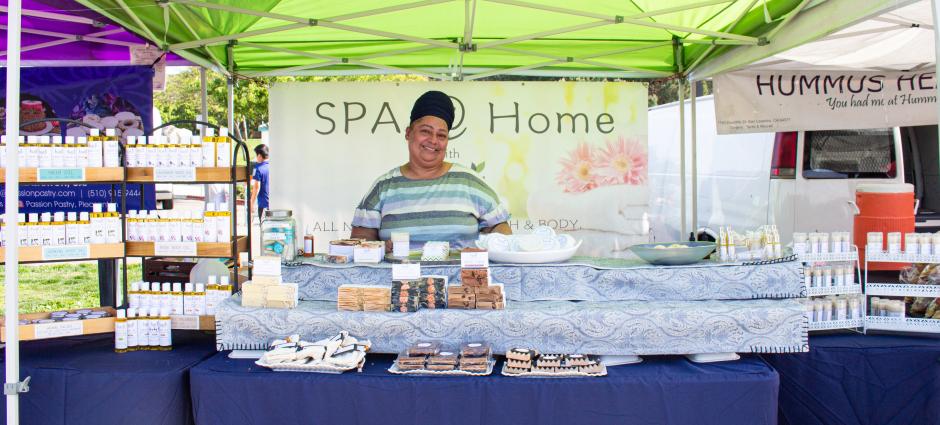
714, 70, 937, 134
269, 82, 648, 257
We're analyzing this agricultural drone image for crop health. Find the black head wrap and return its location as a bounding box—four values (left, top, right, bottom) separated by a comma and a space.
410, 90, 455, 129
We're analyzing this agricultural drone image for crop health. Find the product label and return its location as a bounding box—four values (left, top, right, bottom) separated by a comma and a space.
170, 315, 200, 330
154, 241, 198, 256
153, 167, 197, 182
263, 232, 286, 241
460, 251, 489, 268
37, 168, 85, 182
41, 244, 90, 261
33, 320, 84, 339
392, 263, 421, 280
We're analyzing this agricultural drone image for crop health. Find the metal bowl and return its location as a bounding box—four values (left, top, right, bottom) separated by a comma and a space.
629, 241, 716, 266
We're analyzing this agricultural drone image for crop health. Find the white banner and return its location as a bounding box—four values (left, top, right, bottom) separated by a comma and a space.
714, 70, 937, 134
269, 82, 648, 258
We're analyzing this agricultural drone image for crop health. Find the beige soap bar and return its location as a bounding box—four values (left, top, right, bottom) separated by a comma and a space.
241, 283, 267, 307
251, 275, 282, 286
265, 283, 298, 309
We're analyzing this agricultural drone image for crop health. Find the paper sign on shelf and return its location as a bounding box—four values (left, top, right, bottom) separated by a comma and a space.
34, 321, 84, 339
392, 263, 421, 280
37, 168, 85, 182
42, 244, 90, 261
170, 315, 200, 330
461, 251, 489, 268
153, 167, 197, 182
154, 242, 198, 257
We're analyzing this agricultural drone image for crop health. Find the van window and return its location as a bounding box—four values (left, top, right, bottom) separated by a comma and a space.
802, 129, 896, 179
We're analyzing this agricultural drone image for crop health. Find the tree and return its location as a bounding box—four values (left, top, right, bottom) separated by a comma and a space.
154, 69, 427, 139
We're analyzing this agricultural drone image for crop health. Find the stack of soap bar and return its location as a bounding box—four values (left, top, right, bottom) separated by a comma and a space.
242, 256, 298, 309
447, 256, 504, 310
337, 285, 391, 311
389, 276, 448, 312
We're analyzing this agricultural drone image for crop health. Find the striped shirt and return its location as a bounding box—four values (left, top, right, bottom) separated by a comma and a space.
352, 164, 510, 248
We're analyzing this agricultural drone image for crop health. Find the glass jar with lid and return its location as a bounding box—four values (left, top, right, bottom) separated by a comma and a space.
261, 209, 297, 262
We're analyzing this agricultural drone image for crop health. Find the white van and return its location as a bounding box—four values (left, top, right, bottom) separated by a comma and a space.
648, 96, 938, 244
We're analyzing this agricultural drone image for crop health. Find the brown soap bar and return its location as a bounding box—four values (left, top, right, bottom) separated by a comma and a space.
428, 351, 459, 365
406, 342, 441, 357
474, 286, 502, 296
460, 342, 492, 357
448, 286, 476, 295
460, 268, 489, 287
474, 293, 502, 303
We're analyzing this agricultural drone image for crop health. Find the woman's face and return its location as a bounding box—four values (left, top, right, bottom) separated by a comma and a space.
405, 115, 449, 169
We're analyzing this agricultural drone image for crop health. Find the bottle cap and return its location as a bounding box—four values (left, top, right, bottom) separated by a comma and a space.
162, 282, 171, 292
92, 204, 103, 213
206, 203, 216, 212
107, 203, 117, 213
105, 128, 116, 137
18, 213, 25, 222
52, 135, 63, 144
220, 276, 230, 285
28, 213, 39, 223
127, 136, 137, 145
150, 307, 160, 317
128, 210, 138, 218
53, 212, 65, 222
208, 275, 217, 285
195, 283, 205, 292
191, 210, 202, 219
151, 282, 161, 291
67, 211, 77, 221
64, 136, 75, 144
40, 212, 52, 222
89, 128, 100, 137
219, 128, 228, 137
185, 282, 194, 292
78, 136, 87, 145
117, 309, 126, 319
160, 308, 170, 317
219, 202, 229, 211
39, 136, 51, 144
206, 128, 215, 137
80, 211, 89, 221
173, 282, 182, 292
27, 135, 38, 143
126, 307, 136, 318
131, 281, 140, 291
191, 135, 202, 145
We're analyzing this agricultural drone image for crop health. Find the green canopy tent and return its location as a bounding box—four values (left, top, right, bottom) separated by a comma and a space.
2, 1, 918, 422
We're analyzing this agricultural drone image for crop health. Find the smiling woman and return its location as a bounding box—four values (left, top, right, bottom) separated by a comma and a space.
350, 91, 512, 250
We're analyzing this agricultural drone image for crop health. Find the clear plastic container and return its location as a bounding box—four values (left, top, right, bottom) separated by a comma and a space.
261, 209, 297, 262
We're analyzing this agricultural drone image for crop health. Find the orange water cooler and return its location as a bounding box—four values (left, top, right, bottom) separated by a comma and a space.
853, 183, 916, 271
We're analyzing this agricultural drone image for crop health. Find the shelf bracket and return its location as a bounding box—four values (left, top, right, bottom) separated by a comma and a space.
4, 376, 31, 395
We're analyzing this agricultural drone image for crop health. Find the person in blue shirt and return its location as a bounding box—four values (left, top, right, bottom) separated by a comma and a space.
251, 144, 270, 220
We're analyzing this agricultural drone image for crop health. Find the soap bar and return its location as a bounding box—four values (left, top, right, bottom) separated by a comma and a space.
264, 283, 298, 309
253, 256, 282, 277
460, 268, 489, 287
353, 242, 384, 263
251, 274, 282, 286
241, 282, 266, 307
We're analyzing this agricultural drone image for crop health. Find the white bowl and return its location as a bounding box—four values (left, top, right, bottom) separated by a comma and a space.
485, 241, 582, 263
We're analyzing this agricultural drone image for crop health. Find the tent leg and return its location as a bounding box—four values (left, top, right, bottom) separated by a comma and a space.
933, 0, 940, 175
226, 43, 235, 133
678, 78, 686, 241
691, 80, 698, 240
200, 67, 209, 135
5, 0, 24, 422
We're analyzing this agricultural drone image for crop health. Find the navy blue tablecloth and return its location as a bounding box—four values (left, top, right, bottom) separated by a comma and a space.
1, 331, 217, 425
190, 353, 779, 425
763, 333, 940, 425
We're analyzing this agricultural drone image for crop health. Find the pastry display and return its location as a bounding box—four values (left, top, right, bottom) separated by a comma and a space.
391, 341, 494, 376
899, 265, 940, 319
337, 285, 392, 312
256, 331, 371, 373
501, 349, 606, 377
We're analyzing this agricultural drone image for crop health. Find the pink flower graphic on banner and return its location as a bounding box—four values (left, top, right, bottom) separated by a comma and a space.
595, 136, 647, 185
557, 142, 600, 193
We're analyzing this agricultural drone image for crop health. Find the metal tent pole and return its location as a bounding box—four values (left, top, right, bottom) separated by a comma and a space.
200, 67, 209, 136
933, 0, 940, 176
678, 78, 687, 241
691, 79, 698, 240
5, 0, 26, 422
226, 43, 234, 132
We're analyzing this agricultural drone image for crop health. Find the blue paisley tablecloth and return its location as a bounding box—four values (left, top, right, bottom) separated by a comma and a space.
215, 296, 808, 355
282, 258, 805, 302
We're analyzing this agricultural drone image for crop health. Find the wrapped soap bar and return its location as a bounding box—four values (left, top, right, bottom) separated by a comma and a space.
329, 239, 361, 259
460, 342, 492, 357
241, 282, 266, 307
428, 351, 459, 365
391, 280, 420, 312
353, 241, 384, 263
252, 274, 282, 286
421, 241, 450, 261
264, 283, 298, 309
337, 285, 391, 312
407, 341, 441, 356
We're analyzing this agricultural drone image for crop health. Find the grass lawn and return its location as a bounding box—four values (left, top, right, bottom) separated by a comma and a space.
0, 263, 142, 315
